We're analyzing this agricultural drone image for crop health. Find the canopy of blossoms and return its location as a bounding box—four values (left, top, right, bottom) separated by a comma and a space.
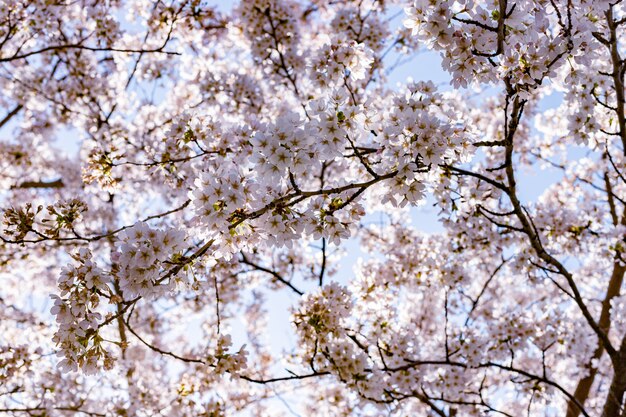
0, 0, 625, 416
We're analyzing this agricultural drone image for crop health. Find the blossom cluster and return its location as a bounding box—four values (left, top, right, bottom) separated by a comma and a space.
309, 37, 375, 87
207, 334, 248, 375
112, 222, 187, 299
50, 249, 112, 374
404, 0, 574, 91
236, 0, 303, 77
293, 282, 353, 344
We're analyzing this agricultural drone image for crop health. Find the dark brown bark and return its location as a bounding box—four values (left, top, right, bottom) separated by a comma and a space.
602, 339, 626, 417
567, 263, 626, 417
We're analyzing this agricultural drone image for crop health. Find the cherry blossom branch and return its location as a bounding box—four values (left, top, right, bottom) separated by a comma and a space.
12, 179, 64, 189
239, 371, 331, 384
0, 407, 105, 416
605, 146, 626, 185
124, 313, 332, 386
493, 92, 616, 361
239, 253, 305, 296
442, 165, 509, 192
262, 5, 301, 98
386, 359, 589, 417
0, 104, 21, 129
528, 150, 626, 206
230, 169, 400, 228
1, 200, 190, 245
605, 171, 620, 226
123, 311, 204, 364
111, 151, 221, 167
471, 0, 512, 58
0, 44, 180, 63
463, 257, 508, 326
318, 237, 327, 287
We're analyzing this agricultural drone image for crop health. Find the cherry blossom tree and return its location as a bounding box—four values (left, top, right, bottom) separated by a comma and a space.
1, 0, 625, 416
